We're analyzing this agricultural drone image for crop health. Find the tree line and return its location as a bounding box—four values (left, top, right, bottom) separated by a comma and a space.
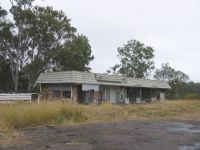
107, 40, 200, 99
0, 0, 93, 92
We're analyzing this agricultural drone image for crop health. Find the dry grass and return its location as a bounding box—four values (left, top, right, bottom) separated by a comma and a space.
0, 100, 200, 134
125, 100, 200, 119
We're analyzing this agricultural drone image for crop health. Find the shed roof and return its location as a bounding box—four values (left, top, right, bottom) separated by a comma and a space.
36, 71, 171, 89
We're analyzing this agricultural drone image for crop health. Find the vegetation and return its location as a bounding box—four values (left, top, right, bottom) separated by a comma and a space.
1, 100, 200, 134
107, 40, 200, 100
0, 0, 93, 92
0, 1, 200, 103
154, 63, 189, 83
0, 1, 199, 99
154, 63, 190, 99
108, 39, 155, 78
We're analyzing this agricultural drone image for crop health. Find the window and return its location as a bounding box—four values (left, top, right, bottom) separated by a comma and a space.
52, 90, 61, 98
63, 91, 71, 98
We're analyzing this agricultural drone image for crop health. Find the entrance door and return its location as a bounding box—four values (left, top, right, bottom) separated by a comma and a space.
109, 87, 116, 104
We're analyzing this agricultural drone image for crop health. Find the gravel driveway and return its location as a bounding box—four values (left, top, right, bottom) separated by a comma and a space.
1, 119, 200, 150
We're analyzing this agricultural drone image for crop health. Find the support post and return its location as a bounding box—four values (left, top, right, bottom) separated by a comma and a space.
61, 90, 63, 100
94, 91, 100, 105
37, 93, 40, 104
139, 88, 142, 101
71, 84, 78, 103
39, 83, 41, 93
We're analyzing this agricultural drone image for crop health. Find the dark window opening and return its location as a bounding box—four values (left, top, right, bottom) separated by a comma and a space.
63, 91, 71, 98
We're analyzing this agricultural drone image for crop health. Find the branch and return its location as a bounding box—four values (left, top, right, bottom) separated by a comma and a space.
9, 0, 14, 7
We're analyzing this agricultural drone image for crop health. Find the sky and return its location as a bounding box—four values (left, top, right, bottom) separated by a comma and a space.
1, 0, 200, 82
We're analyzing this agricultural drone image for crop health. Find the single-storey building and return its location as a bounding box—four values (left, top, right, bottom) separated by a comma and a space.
36, 71, 171, 104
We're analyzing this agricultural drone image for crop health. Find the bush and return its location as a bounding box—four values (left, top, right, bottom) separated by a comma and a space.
183, 93, 200, 100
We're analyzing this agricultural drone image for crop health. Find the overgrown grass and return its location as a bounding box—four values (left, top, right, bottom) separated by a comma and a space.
1, 100, 200, 134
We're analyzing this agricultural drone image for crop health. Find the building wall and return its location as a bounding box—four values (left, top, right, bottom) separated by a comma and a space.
47, 84, 71, 91
159, 91, 165, 100
40, 83, 167, 103
100, 86, 127, 104
127, 88, 167, 103
40, 83, 72, 100
82, 84, 99, 91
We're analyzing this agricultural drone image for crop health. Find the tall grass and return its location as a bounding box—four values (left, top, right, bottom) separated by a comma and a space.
0, 100, 200, 133
0, 102, 86, 132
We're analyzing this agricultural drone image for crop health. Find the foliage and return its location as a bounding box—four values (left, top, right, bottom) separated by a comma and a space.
183, 93, 200, 100
0, 1, 93, 92
154, 64, 200, 99
154, 63, 175, 82
55, 35, 94, 71
178, 82, 200, 99
154, 63, 189, 83
0, 56, 13, 91
108, 40, 155, 78
154, 63, 189, 99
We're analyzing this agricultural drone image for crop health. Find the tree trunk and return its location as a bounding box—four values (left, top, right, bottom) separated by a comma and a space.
14, 77, 18, 92
13, 20, 23, 92
9, 50, 19, 92
27, 73, 31, 92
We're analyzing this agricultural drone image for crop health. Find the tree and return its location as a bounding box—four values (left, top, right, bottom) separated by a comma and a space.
0, 1, 38, 91
109, 40, 155, 78
0, 6, 14, 91
0, 55, 14, 91
21, 5, 77, 91
0, 6, 7, 51
54, 35, 94, 71
154, 63, 189, 99
0, 1, 94, 91
154, 63, 189, 83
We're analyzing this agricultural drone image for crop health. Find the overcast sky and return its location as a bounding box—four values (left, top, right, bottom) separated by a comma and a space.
1, 0, 200, 82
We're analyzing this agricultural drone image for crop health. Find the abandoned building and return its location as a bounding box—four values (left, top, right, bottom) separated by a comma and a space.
36, 71, 171, 104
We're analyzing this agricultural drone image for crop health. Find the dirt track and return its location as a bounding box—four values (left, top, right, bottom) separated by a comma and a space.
1, 119, 200, 150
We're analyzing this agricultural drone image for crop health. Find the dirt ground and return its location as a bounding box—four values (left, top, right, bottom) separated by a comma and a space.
1, 119, 200, 150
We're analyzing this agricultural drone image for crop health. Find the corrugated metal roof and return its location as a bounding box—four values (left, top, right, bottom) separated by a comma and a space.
36, 71, 171, 89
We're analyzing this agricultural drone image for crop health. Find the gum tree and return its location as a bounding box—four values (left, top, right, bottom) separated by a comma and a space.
109, 39, 155, 78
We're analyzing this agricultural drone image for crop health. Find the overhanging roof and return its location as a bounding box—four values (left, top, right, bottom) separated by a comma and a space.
36, 71, 171, 89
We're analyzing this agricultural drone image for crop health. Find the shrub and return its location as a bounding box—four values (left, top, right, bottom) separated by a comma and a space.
183, 93, 200, 100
